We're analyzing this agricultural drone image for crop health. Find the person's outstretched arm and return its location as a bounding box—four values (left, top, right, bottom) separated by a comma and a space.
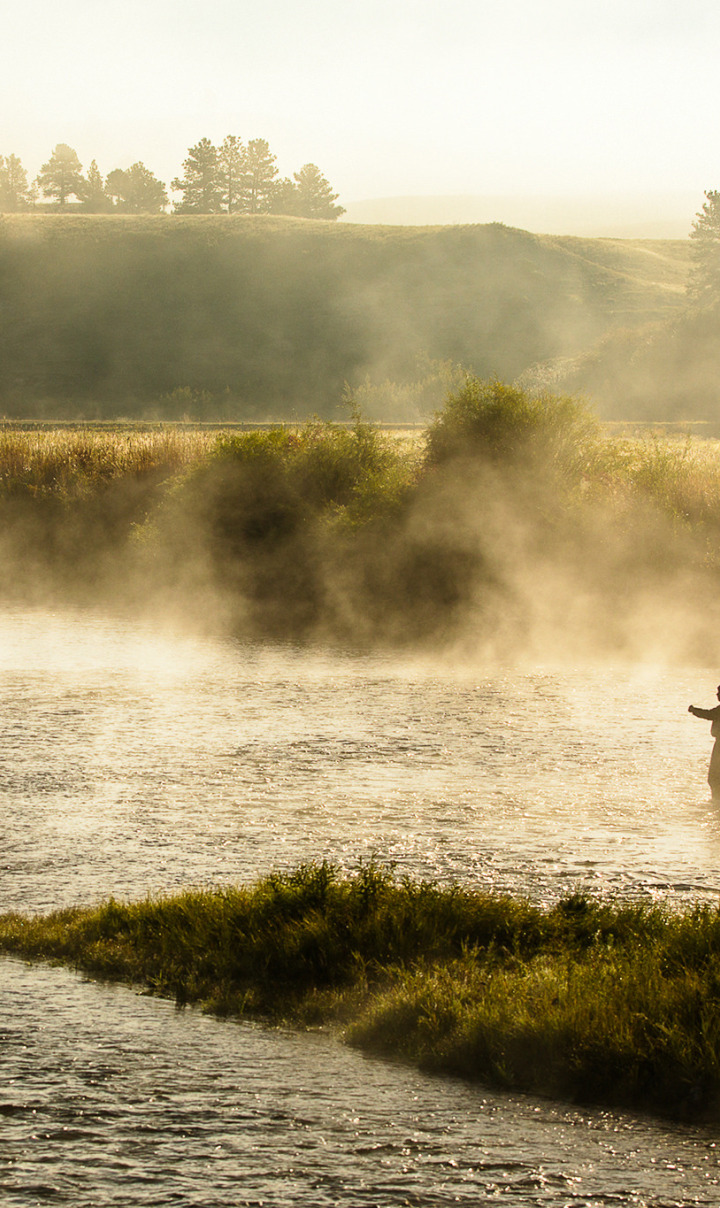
689, 705, 720, 719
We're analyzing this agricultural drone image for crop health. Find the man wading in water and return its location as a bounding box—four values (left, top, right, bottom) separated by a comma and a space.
689, 685, 720, 798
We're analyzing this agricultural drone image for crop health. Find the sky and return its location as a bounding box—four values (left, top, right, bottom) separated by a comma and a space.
2, 0, 719, 219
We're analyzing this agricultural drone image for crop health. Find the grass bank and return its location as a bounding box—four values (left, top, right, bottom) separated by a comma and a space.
2, 862, 719, 1121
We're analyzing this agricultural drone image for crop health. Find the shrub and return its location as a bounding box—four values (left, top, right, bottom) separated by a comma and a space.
425, 378, 598, 473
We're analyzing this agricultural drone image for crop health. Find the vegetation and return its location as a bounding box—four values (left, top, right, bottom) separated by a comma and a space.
36, 143, 86, 207
2, 383, 720, 659
689, 189, 720, 306
0, 214, 689, 418
541, 189, 720, 420
0, 153, 34, 211
2, 861, 720, 1120
106, 163, 168, 214
424, 378, 599, 468
1, 138, 344, 219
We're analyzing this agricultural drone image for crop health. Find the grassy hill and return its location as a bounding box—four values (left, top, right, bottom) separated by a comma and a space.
0, 213, 692, 420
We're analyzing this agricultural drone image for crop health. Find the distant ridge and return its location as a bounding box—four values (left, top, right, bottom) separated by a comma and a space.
341, 193, 698, 239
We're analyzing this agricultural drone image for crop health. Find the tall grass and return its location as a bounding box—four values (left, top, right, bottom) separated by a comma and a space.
1, 384, 720, 650
0, 427, 213, 497
2, 865, 720, 1119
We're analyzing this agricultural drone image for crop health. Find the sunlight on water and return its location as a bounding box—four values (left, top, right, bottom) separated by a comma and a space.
2, 607, 720, 1205
0, 606, 718, 913
2, 956, 720, 1208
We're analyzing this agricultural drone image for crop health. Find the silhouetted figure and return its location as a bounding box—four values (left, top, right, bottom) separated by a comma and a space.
689, 685, 720, 798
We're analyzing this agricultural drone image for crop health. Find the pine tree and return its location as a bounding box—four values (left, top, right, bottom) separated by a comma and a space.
291, 164, 345, 220
107, 163, 168, 213
0, 154, 32, 212
171, 139, 222, 213
37, 144, 85, 206
689, 190, 720, 306
238, 138, 279, 214
82, 160, 113, 212
217, 135, 245, 213
270, 176, 300, 215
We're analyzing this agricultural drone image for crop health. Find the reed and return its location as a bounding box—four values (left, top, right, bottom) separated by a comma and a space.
2, 865, 719, 1119
0, 427, 214, 498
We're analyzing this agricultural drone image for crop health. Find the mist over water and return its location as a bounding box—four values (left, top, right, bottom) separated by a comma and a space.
2, 606, 719, 915
3, 606, 720, 1204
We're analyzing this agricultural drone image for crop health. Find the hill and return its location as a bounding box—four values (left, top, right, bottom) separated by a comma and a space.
541, 303, 720, 423
342, 192, 697, 238
0, 213, 692, 420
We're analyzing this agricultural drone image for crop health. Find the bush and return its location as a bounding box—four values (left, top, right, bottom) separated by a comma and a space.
425, 378, 598, 472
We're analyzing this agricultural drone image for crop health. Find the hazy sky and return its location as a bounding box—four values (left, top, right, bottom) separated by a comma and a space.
2, 0, 719, 207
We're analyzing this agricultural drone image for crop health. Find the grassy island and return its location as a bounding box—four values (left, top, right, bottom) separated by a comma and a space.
2, 862, 720, 1122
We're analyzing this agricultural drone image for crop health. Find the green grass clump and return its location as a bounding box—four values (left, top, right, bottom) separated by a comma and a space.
424, 378, 599, 472
3, 865, 720, 1120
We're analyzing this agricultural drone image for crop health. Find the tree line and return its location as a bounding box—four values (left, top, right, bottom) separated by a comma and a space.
0, 138, 345, 219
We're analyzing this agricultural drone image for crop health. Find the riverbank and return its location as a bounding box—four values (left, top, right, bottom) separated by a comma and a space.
4, 384, 720, 660
2, 862, 719, 1121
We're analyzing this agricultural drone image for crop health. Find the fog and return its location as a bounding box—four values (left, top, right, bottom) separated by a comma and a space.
0, 214, 691, 422
0, 170, 715, 671
2, 398, 720, 672
342, 192, 698, 239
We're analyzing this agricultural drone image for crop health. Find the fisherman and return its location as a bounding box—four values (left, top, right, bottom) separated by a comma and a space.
688, 685, 720, 799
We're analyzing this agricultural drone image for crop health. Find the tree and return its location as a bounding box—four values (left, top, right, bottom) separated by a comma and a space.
689, 190, 720, 306
0, 153, 33, 212
37, 143, 85, 206
270, 176, 301, 215
290, 163, 345, 220
81, 159, 113, 212
172, 138, 222, 213
238, 138, 279, 214
217, 135, 245, 213
106, 162, 168, 213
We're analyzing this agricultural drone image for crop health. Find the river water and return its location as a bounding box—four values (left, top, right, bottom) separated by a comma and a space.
2, 607, 720, 1205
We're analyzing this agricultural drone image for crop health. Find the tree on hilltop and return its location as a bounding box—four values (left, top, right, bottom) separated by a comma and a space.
689, 190, 720, 306
37, 143, 85, 206
0, 153, 33, 211
238, 138, 279, 214
290, 163, 345, 220
270, 175, 302, 215
217, 135, 245, 213
81, 160, 113, 212
172, 138, 222, 213
107, 162, 168, 213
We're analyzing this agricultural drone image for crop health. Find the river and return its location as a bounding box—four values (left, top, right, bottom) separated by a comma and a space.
1, 607, 719, 1205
